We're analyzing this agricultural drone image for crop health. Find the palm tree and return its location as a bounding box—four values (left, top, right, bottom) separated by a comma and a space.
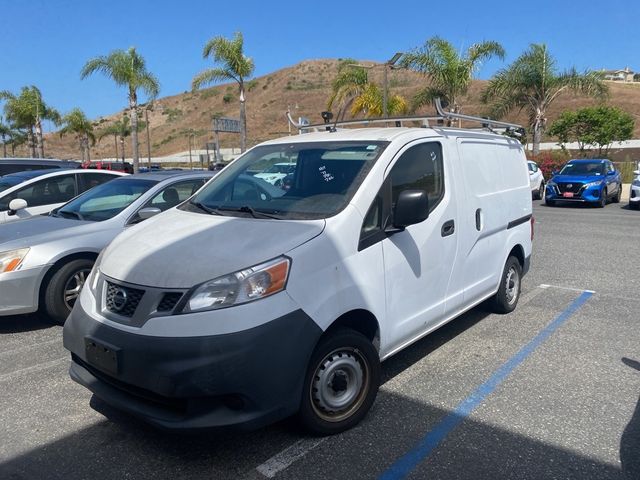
98, 116, 145, 162
401, 37, 505, 119
481, 44, 608, 155
327, 59, 370, 118
350, 83, 408, 117
0, 86, 60, 158
0, 117, 10, 157
59, 108, 96, 162
192, 32, 255, 152
81, 47, 160, 173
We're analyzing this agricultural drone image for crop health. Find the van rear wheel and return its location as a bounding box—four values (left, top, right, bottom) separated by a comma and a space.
298, 328, 380, 435
491, 256, 522, 314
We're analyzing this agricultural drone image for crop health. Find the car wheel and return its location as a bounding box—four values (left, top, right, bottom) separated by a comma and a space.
298, 328, 380, 435
613, 184, 622, 203
44, 259, 94, 325
491, 256, 522, 314
545, 198, 555, 207
630, 202, 640, 210
537, 182, 545, 200
598, 188, 607, 208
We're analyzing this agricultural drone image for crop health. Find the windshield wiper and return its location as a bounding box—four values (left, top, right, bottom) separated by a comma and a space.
57, 210, 85, 221
189, 200, 223, 215
217, 205, 282, 220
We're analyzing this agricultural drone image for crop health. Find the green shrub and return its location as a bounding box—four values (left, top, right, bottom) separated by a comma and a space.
223, 93, 233, 103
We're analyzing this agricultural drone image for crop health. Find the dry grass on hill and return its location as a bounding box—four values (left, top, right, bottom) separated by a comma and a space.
34, 60, 640, 161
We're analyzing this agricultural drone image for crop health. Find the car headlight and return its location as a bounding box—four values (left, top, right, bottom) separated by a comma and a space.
180, 256, 290, 313
584, 181, 603, 189
547, 181, 556, 187
88, 250, 105, 292
0, 248, 29, 273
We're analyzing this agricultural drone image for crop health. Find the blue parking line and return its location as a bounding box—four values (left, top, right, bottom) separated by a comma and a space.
379, 290, 594, 480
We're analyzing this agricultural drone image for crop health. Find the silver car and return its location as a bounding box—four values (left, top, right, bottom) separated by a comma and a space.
0, 170, 214, 324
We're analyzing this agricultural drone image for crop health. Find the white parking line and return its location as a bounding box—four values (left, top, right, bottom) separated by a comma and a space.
256, 437, 326, 478
0, 357, 67, 383
540, 283, 596, 293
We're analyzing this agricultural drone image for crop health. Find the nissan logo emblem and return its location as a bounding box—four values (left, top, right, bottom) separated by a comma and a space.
567, 184, 573, 188
112, 288, 128, 311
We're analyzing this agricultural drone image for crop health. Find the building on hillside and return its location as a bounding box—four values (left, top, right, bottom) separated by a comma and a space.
602, 66, 636, 82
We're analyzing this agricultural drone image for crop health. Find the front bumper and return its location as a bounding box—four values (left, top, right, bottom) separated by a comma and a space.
0, 265, 49, 316
545, 183, 603, 203
630, 185, 640, 204
63, 299, 323, 431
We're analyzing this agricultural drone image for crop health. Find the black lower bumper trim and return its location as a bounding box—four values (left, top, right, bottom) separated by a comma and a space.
63, 305, 323, 431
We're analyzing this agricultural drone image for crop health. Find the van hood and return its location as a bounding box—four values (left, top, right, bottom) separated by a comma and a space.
100, 208, 325, 288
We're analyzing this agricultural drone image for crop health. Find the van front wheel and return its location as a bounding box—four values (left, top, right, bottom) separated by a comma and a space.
298, 328, 380, 435
491, 256, 522, 314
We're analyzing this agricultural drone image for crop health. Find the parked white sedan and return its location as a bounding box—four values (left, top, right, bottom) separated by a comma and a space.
0, 169, 125, 224
528, 161, 545, 199
630, 164, 640, 210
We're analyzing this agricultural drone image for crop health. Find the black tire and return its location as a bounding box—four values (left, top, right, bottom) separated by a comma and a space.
630, 202, 640, 210
491, 256, 522, 314
545, 198, 555, 207
537, 182, 545, 200
612, 184, 622, 203
44, 259, 94, 325
298, 328, 380, 435
597, 188, 607, 208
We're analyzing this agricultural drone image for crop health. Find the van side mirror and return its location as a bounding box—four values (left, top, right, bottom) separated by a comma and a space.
7, 198, 28, 216
391, 190, 429, 230
606, 170, 616, 176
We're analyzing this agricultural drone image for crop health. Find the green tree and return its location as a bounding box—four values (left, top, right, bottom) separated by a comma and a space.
81, 47, 160, 173
0, 86, 60, 158
327, 59, 369, 117
350, 83, 408, 117
192, 32, 255, 152
59, 108, 96, 162
482, 44, 608, 155
548, 106, 634, 155
0, 117, 10, 157
98, 115, 145, 162
401, 37, 505, 119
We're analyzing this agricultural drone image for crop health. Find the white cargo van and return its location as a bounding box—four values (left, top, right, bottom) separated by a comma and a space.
63, 105, 533, 434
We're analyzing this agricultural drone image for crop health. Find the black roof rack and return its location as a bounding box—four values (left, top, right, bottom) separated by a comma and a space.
286, 98, 525, 137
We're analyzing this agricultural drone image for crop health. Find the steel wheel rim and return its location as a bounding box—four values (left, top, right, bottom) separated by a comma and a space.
310, 347, 370, 423
505, 266, 519, 305
63, 268, 91, 310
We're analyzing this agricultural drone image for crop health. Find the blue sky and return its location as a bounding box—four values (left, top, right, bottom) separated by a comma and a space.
2, 0, 638, 130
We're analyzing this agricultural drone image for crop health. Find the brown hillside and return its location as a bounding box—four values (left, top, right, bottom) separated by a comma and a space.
34, 59, 640, 160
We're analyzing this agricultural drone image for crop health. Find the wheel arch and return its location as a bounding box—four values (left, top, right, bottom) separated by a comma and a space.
38, 251, 99, 309
323, 309, 381, 353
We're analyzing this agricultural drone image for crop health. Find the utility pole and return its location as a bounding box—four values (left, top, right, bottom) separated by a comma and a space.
349, 53, 404, 119
144, 105, 152, 170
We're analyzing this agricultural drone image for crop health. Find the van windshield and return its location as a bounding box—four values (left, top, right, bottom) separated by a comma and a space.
184, 141, 388, 220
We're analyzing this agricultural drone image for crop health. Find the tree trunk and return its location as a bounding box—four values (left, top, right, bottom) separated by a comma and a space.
239, 85, 247, 153
28, 127, 36, 157
129, 97, 140, 173
79, 137, 86, 163
86, 133, 91, 162
532, 119, 543, 157
1, 134, 6, 158
35, 118, 45, 158
114, 134, 118, 161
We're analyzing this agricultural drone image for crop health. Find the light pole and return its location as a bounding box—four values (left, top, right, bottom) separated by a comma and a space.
144, 103, 153, 171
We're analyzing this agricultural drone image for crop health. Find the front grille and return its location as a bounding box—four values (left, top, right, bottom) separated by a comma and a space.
557, 182, 584, 194
105, 282, 144, 317
157, 292, 182, 312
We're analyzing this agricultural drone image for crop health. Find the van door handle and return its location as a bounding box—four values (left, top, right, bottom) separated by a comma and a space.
475, 208, 482, 231
441, 220, 455, 237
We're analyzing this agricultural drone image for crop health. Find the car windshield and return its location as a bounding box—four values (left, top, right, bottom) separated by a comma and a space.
560, 162, 606, 176
54, 178, 157, 222
183, 141, 388, 220
0, 176, 23, 193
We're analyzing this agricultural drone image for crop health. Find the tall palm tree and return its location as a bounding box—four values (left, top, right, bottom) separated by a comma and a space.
192, 32, 255, 152
350, 83, 408, 117
327, 59, 370, 118
98, 116, 145, 162
0, 86, 60, 158
81, 47, 160, 173
0, 117, 10, 157
481, 44, 608, 155
59, 108, 96, 162
401, 37, 505, 119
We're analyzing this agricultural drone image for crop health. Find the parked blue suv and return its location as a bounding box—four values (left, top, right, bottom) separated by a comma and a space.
545, 159, 622, 207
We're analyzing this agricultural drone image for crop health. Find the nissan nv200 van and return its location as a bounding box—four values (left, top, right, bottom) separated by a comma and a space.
63, 110, 533, 435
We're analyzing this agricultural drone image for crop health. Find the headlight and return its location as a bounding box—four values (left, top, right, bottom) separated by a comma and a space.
547, 181, 556, 187
88, 250, 105, 292
180, 256, 290, 313
584, 181, 603, 189
0, 248, 29, 273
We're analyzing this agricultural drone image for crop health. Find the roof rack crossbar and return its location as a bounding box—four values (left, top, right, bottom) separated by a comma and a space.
286, 98, 524, 135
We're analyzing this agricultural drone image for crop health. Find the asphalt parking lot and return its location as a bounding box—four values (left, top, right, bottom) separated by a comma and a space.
1, 200, 639, 480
